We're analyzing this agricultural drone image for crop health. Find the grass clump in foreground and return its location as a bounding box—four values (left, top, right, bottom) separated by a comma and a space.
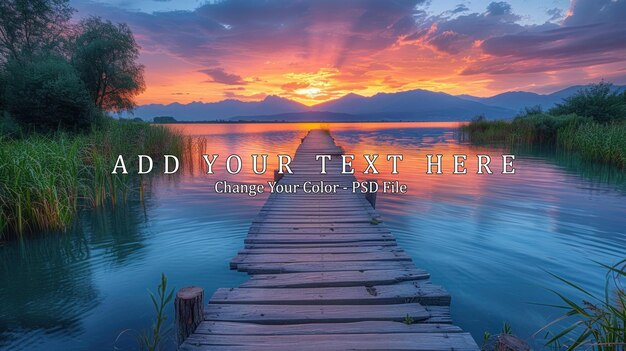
0, 120, 185, 237
462, 82, 626, 169
539, 259, 625, 351
116, 273, 175, 351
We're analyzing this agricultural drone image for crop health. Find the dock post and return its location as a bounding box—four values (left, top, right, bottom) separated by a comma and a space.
175, 286, 204, 347
365, 180, 377, 208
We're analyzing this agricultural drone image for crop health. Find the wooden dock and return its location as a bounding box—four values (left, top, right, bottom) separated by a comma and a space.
178, 130, 479, 350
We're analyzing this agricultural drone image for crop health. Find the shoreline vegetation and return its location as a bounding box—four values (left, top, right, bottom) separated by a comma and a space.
461, 82, 626, 169
0, 121, 185, 237
0, 0, 185, 238
540, 259, 625, 351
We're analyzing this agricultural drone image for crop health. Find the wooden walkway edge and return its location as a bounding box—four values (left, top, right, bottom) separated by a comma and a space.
178, 130, 479, 350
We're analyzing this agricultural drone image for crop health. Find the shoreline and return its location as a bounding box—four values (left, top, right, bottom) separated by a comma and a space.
150, 120, 472, 124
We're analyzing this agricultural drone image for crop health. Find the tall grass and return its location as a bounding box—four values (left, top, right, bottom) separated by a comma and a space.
115, 273, 175, 351
539, 259, 625, 350
461, 115, 626, 169
0, 121, 186, 238
558, 123, 626, 169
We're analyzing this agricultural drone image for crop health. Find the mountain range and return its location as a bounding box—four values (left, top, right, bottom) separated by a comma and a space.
129, 84, 625, 122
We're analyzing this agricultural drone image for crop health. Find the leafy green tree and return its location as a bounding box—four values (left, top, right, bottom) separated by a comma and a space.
2, 55, 95, 131
72, 17, 145, 113
0, 0, 73, 63
550, 82, 626, 123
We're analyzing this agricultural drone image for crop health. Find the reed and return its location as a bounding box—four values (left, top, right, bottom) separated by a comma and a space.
461, 115, 626, 169
0, 120, 186, 238
539, 259, 625, 350
558, 122, 626, 169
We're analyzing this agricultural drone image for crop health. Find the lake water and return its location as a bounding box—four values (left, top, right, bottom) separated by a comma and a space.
1, 122, 625, 350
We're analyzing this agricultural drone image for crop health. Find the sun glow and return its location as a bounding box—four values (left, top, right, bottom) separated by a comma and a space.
294, 87, 323, 98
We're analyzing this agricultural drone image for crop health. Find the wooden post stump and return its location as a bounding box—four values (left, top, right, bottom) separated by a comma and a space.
175, 286, 204, 347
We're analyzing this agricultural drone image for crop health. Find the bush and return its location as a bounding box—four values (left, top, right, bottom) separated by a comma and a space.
2, 55, 96, 132
549, 82, 626, 123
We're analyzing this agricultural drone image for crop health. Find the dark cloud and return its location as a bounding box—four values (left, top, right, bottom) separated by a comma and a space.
546, 8, 563, 22
200, 68, 247, 85
462, 0, 626, 75
485, 2, 513, 17
75, 0, 427, 68
410, 1, 523, 54
563, 0, 626, 26
395, 0, 626, 75
451, 4, 469, 14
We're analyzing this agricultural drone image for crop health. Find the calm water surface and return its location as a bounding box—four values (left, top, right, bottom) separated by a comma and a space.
1, 122, 625, 350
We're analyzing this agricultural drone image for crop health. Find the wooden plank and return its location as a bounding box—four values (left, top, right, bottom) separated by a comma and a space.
249, 223, 386, 229
182, 333, 478, 350
231, 251, 412, 269
236, 260, 415, 274
240, 269, 429, 288
193, 321, 463, 335
239, 246, 402, 255
244, 242, 398, 249
204, 303, 432, 324
248, 229, 391, 235
211, 281, 450, 306
244, 235, 395, 245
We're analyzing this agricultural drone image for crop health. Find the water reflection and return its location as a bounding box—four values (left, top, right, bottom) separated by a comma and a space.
0, 122, 624, 350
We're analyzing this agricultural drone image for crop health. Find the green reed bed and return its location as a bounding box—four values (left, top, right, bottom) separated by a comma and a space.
0, 121, 186, 237
462, 82, 626, 169
462, 115, 626, 169
558, 122, 626, 169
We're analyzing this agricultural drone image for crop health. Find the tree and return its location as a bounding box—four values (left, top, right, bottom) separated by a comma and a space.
549, 82, 626, 123
72, 17, 145, 113
0, 0, 73, 63
153, 116, 176, 123
2, 55, 95, 131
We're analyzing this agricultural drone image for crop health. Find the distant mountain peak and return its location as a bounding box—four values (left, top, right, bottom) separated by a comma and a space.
127, 84, 625, 122
263, 95, 288, 102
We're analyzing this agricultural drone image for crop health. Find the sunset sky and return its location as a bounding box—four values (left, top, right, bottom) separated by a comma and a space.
70, 0, 626, 106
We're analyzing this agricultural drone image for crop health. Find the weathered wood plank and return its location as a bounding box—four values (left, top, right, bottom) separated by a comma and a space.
193, 321, 463, 335
240, 269, 429, 288
243, 235, 395, 245
239, 246, 402, 255
243, 242, 398, 249
204, 303, 432, 324
236, 260, 415, 274
248, 229, 391, 235
211, 281, 450, 306
181, 333, 478, 350
230, 251, 411, 269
